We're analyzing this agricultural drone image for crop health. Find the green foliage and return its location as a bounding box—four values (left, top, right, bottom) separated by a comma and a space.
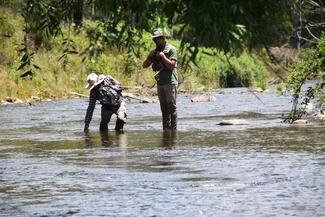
0, 11, 15, 37
316, 33, 325, 72
8, 0, 301, 72
82, 20, 107, 61
276, 84, 284, 93
285, 32, 325, 122
22, 0, 68, 43
192, 50, 267, 90
164, 0, 294, 65
58, 38, 78, 71
0, 10, 270, 101
0, 9, 24, 60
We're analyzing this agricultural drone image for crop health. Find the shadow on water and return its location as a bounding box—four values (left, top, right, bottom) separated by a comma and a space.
0, 88, 324, 216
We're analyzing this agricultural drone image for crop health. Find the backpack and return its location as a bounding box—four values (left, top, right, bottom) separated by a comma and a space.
98, 82, 121, 109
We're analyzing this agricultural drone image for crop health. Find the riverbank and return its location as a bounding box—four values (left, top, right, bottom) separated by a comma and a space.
0, 9, 276, 103
0, 85, 268, 106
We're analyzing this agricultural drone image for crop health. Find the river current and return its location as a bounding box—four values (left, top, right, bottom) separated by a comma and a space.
0, 87, 324, 216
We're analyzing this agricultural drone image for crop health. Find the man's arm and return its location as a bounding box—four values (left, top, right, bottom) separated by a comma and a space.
157, 51, 176, 70
84, 91, 97, 132
142, 51, 155, 68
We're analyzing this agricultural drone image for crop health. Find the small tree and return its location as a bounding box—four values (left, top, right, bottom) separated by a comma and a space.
285, 32, 325, 122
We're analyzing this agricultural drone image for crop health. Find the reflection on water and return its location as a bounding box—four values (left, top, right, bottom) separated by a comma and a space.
84, 131, 128, 148
161, 130, 178, 149
0, 88, 324, 216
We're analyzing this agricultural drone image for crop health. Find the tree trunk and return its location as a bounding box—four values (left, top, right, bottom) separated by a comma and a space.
73, 0, 84, 27
91, 0, 95, 17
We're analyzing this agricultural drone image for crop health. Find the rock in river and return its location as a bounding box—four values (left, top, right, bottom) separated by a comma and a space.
217, 119, 249, 125
191, 94, 216, 102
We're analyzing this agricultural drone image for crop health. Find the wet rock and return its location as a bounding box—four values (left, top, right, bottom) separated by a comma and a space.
248, 87, 264, 93
122, 92, 158, 103
14, 98, 23, 104
1, 98, 24, 105
305, 103, 314, 113
122, 92, 135, 98
191, 94, 216, 102
0, 99, 7, 105
142, 97, 158, 103
315, 111, 325, 120
1, 98, 13, 105
217, 119, 249, 125
31, 96, 41, 102
5, 97, 14, 103
27, 96, 41, 105
292, 119, 307, 125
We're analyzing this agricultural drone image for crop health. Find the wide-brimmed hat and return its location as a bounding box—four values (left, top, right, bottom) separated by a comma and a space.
85, 73, 105, 90
152, 28, 164, 38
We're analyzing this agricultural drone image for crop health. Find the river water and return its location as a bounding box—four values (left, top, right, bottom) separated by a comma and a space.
0, 88, 324, 217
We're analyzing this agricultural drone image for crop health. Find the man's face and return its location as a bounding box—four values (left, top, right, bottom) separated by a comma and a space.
153, 36, 165, 48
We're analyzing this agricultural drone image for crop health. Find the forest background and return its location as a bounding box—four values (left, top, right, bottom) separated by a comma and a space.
0, 0, 324, 120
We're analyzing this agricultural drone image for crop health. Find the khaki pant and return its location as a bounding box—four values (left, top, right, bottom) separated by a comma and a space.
100, 100, 127, 131
157, 84, 177, 130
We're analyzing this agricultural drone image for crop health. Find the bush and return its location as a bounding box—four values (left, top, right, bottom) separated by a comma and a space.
192, 50, 268, 90
285, 32, 325, 122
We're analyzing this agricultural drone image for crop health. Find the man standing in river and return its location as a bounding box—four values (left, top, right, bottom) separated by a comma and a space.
142, 28, 178, 130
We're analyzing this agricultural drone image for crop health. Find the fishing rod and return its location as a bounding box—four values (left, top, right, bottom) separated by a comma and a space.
249, 90, 266, 105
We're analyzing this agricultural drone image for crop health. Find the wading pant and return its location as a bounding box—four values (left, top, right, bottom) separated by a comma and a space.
100, 100, 127, 131
157, 84, 177, 130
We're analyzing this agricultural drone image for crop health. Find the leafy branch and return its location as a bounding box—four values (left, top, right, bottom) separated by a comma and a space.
285, 33, 325, 122
58, 38, 78, 70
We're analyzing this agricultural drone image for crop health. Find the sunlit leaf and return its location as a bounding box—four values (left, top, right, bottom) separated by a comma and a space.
17, 61, 28, 70
33, 64, 40, 69
20, 70, 33, 78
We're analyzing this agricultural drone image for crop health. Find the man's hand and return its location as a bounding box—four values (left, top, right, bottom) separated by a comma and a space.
157, 51, 165, 59
143, 51, 155, 68
156, 51, 175, 70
